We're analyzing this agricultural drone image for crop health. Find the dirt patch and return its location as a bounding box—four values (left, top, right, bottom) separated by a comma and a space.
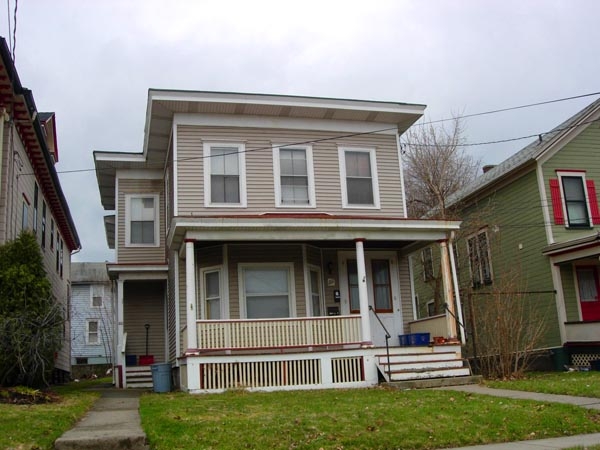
0, 387, 60, 405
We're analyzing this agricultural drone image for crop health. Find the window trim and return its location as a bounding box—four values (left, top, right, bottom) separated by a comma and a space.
238, 262, 296, 319
308, 264, 324, 317
203, 142, 247, 208
124, 194, 160, 247
86, 319, 100, 345
338, 147, 380, 209
199, 265, 223, 320
467, 228, 493, 288
272, 144, 316, 208
557, 171, 592, 228
90, 285, 104, 308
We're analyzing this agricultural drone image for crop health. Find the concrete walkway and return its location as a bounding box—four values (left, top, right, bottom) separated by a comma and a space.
440, 384, 600, 449
54, 388, 149, 450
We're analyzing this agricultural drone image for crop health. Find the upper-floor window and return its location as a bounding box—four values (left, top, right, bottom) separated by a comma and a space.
22, 200, 28, 230
203, 143, 247, 207
91, 285, 104, 308
272, 145, 316, 207
550, 171, 600, 228
50, 219, 55, 250
467, 229, 493, 288
339, 147, 380, 208
125, 194, 159, 246
33, 183, 39, 235
41, 201, 47, 249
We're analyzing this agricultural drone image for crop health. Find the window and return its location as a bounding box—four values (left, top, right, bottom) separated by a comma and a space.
421, 247, 434, 281
33, 183, 38, 235
22, 201, 28, 230
125, 195, 159, 246
467, 229, 493, 287
427, 300, 435, 317
87, 320, 99, 345
75, 357, 88, 365
347, 260, 360, 313
550, 172, 600, 227
372, 259, 392, 313
50, 219, 55, 250
91, 285, 103, 308
339, 148, 380, 208
273, 145, 315, 207
59, 239, 64, 278
203, 269, 221, 320
309, 268, 322, 316
203, 143, 246, 207
241, 265, 293, 319
41, 201, 46, 249
55, 235, 60, 272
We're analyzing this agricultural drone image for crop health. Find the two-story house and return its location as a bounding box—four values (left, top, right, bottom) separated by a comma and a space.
71, 262, 114, 369
0, 37, 81, 382
411, 97, 600, 370
94, 90, 472, 392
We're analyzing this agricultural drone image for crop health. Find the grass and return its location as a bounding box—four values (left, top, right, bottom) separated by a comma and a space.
485, 371, 600, 398
0, 378, 108, 450
140, 386, 600, 450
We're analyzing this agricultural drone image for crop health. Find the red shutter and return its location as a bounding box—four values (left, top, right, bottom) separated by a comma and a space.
549, 179, 565, 225
586, 179, 600, 225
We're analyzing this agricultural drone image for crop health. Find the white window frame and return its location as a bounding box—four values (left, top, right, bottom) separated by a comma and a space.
338, 147, 380, 209
86, 319, 100, 345
90, 285, 104, 308
124, 194, 160, 247
272, 144, 316, 208
199, 265, 224, 320
203, 142, 247, 208
557, 171, 593, 228
308, 264, 324, 316
238, 262, 296, 319
467, 228, 493, 287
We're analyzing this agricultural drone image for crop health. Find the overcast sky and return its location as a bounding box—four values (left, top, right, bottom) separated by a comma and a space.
3, 0, 599, 262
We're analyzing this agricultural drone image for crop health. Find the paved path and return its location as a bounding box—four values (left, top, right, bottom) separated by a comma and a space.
440, 384, 600, 449
54, 388, 149, 450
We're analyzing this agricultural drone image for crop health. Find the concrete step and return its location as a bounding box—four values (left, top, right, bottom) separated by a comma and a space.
388, 366, 471, 381
384, 375, 483, 390
377, 351, 459, 364
383, 359, 464, 372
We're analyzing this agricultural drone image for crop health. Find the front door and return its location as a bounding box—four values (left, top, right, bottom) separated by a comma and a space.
576, 266, 600, 321
338, 251, 402, 346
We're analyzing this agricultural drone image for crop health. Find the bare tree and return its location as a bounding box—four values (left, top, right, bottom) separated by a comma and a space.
403, 117, 480, 219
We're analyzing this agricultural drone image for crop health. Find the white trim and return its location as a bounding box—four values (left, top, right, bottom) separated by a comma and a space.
173, 123, 179, 216
86, 319, 100, 345
408, 254, 418, 321
573, 266, 585, 320
550, 262, 567, 344
338, 147, 381, 209
222, 244, 230, 320
199, 265, 224, 320
124, 194, 160, 247
115, 178, 119, 256
537, 162, 554, 245
115, 169, 163, 179
238, 262, 296, 319
174, 252, 181, 360
95, 152, 147, 162
90, 284, 104, 308
396, 133, 408, 217
203, 142, 247, 208
272, 144, 316, 208
302, 245, 311, 317
556, 171, 593, 229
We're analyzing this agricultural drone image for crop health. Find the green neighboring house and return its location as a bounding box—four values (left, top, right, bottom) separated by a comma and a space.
410, 97, 600, 367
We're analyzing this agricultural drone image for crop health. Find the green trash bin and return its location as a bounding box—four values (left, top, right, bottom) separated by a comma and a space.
150, 363, 171, 392
551, 347, 569, 371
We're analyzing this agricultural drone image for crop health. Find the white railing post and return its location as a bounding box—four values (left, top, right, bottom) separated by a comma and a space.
440, 240, 458, 340
185, 239, 198, 351
355, 239, 372, 346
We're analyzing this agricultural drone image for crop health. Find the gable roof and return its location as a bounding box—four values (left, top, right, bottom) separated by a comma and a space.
446, 97, 600, 207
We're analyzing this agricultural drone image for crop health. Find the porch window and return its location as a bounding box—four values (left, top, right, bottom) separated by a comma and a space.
421, 247, 434, 281
372, 259, 392, 313
204, 143, 246, 207
91, 285, 103, 308
203, 269, 221, 320
339, 148, 380, 208
242, 265, 293, 318
347, 260, 360, 313
87, 320, 99, 345
273, 145, 315, 207
309, 268, 323, 316
467, 229, 493, 287
576, 267, 598, 302
126, 195, 159, 246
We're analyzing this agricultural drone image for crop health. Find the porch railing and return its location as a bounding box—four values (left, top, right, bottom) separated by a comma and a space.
196, 315, 362, 351
408, 314, 448, 338
565, 321, 600, 342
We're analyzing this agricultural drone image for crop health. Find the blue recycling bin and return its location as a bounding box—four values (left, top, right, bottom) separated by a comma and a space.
150, 363, 171, 392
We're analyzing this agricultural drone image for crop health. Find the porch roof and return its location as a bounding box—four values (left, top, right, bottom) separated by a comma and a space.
542, 231, 600, 263
168, 214, 460, 252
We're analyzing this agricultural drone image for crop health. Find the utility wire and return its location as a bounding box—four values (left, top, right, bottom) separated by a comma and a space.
11, 0, 17, 61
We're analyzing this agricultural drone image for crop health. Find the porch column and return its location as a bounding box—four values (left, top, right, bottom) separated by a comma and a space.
185, 239, 198, 352
355, 238, 372, 346
440, 240, 458, 339
448, 235, 466, 344
116, 279, 124, 388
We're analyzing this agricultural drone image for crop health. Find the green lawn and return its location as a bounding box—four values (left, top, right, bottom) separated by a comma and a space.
0, 378, 106, 450
486, 371, 600, 398
140, 387, 600, 450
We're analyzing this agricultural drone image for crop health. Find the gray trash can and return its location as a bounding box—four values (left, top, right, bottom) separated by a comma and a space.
150, 363, 171, 392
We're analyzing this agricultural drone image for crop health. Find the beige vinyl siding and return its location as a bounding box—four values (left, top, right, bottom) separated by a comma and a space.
307, 245, 321, 267
175, 126, 404, 216
124, 280, 166, 362
116, 178, 166, 264
398, 253, 414, 334
197, 245, 223, 267
543, 124, 600, 242
167, 253, 177, 361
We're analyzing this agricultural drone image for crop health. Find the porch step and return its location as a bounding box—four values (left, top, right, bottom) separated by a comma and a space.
126, 366, 153, 389
387, 366, 471, 381
376, 350, 460, 365
384, 375, 483, 390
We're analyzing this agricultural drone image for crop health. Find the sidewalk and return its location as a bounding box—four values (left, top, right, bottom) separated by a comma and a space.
54, 388, 149, 450
440, 384, 600, 449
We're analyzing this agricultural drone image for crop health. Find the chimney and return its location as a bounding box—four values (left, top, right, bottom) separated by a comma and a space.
482, 164, 496, 174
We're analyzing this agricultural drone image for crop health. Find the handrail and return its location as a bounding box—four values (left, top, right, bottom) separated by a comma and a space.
444, 302, 466, 343
368, 305, 391, 380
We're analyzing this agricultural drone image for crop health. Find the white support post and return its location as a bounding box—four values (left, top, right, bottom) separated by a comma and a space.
116, 279, 125, 388
440, 240, 458, 339
185, 239, 198, 351
448, 235, 466, 344
355, 239, 372, 346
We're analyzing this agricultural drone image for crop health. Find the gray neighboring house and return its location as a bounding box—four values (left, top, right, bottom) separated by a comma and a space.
71, 262, 114, 366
